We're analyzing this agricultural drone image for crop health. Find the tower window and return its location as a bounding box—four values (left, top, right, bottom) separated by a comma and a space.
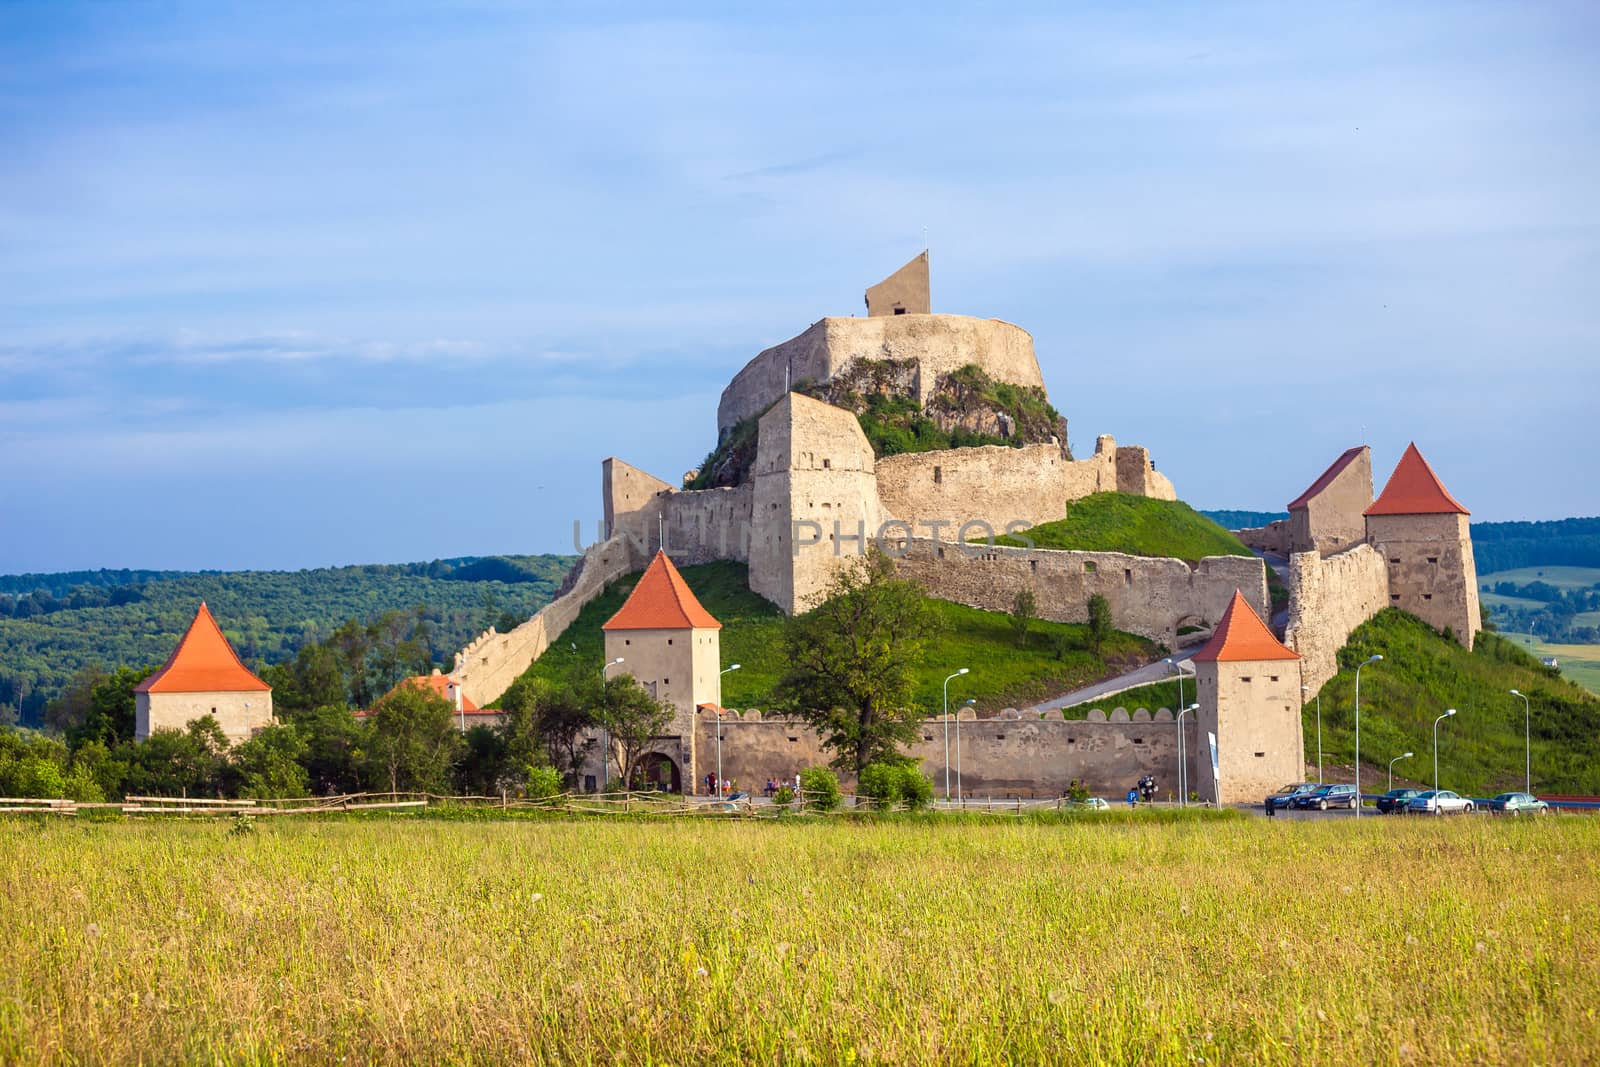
1254, 752, 1266, 758
823, 458, 831, 469
1423, 594, 1433, 601
933, 466, 942, 484
1270, 676, 1279, 682
894, 307, 907, 315
1240, 677, 1252, 683
1427, 556, 1438, 564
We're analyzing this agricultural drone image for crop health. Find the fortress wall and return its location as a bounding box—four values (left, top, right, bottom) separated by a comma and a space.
717, 315, 1043, 436
660, 484, 754, 565
891, 538, 1268, 647
603, 458, 673, 545
1365, 512, 1481, 650
452, 534, 641, 707
1237, 520, 1293, 556
693, 708, 1200, 799
1282, 543, 1390, 693
1115, 446, 1178, 501
875, 443, 1114, 532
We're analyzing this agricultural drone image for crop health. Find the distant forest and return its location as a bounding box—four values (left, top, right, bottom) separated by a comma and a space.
0, 555, 576, 728
1201, 512, 1600, 574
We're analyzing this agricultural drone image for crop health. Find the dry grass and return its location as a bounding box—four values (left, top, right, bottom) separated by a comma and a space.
1, 814, 1596, 1065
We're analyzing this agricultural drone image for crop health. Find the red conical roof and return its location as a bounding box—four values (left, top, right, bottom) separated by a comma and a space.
602, 551, 722, 631
1365, 443, 1469, 516
1192, 590, 1299, 663
134, 603, 272, 693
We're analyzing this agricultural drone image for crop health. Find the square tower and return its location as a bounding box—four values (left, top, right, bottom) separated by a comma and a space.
1286, 446, 1372, 556
1364, 443, 1481, 649
599, 551, 723, 790
1191, 590, 1304, 804
134, 602, 273, 745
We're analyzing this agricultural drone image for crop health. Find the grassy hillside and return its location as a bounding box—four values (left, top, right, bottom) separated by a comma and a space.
0, 555, 575, 727
995, 493, 1255, 562
506, 561, 1159, 713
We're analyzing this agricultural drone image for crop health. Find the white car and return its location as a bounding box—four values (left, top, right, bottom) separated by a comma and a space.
1067, 796, 1110, 812
1407, 789, 1474, 815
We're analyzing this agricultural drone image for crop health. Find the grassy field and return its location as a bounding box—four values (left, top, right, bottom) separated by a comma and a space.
505, 561, 1159, 712
994, 493, 1254, 562
1500, 633, 1600, 696
1480, 566, 1600, 590
2, 815, 1595, 1065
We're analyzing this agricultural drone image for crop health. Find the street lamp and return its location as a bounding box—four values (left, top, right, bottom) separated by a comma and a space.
1510, 689, 1531, 795
1433, 708, 1457, 794
716, 664, 741, 797
1301, 684, 1323, 784
1387, 751, 1413, 792
1175, 703, 1199, 807
942, 668, 969, 802
1163, 658, 1191, 714
1353, 654, 1382, 819
954, 699, 976, 805
599, 657, 625, 792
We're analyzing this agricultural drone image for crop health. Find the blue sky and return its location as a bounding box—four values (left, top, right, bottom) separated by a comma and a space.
2, 1, 1596, 573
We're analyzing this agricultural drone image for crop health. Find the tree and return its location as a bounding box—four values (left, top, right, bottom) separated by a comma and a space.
284, 704, 367, 795
1009, 588, 1037, 648
68, 666, 155, 749
596, 675, 674, 789
501, 674, 597, 786
456, 724, 509, 796
120, 716, 229, 798
773, 551, 941, 776
1087, 594, 1112, 657
229, 723, 310, 798
363, 683, 461, 794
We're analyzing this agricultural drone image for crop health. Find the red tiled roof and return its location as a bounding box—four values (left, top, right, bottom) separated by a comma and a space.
134, 603, 272, 694
1287, 446, 1367, 511
1191, 590, 1300, 663
602, 551, 721, 631
388, 673, 479, 711
1365, 443, 1469, 516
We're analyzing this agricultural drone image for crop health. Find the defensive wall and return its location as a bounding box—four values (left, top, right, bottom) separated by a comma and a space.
691, 705, 1212, 799
716, 315, 1044, 437
452, 534, 642, 708
890, 537, 1269, 648
1281, 543, 1390, 692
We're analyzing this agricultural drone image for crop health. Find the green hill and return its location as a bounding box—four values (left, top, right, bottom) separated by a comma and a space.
995, 493, 1256, 562
504, 560, 1160, 713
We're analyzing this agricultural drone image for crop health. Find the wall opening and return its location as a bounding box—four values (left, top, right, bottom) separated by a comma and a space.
933, 466, 942, 484
894, 306, 907, 315
1124, 568, 1133, 586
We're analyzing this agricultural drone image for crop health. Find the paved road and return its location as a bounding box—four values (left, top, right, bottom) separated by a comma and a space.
1026, 649, 1196, 713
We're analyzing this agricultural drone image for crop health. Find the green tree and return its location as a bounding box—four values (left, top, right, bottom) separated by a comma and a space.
68, 666, 155, 749
229, 723, 310, 798
120, 716, 229, 798
283, 704, 367, 795
363, 683, 461, 794
596, 675, 674, 789
1009, 588, 1037, 648
456, 724, 509, 795
1087, 594, 1112, 657
774, 551, 940, 776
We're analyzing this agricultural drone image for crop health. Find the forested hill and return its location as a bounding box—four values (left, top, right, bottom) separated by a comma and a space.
1201, 511, 1600, 572
0, 554, 576, 727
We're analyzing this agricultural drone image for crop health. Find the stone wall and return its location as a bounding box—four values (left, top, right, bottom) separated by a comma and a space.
1114, 445, 1178, 500
1365, 512, 1481, 650
1292, 446, 1372, 556
452, 534, 642, 707
692, 705, 1209, 800
1282, 543, 1390, 693
864, 251, 930, 317
717, 315, 1043, 437
891, 538, 1268, 647
137, 691, 273, 745
1236, 520, 1292, 556
876, 441, 1111, 532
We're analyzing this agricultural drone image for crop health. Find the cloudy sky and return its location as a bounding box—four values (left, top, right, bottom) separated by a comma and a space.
2, 1, 1595, 573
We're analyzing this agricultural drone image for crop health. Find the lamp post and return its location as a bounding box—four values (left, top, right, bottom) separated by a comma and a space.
716, 664, 741, 797
1510, 689, 1531, 795
955, 698, 976, 805
1176, 703, 1199, 807
1353, 654, 1382, 819
1301, 684, 1323, 783
1163, 658, 1190, 714
599, 657, 624, 792
942, 668, 969, 803
1433, 708, 1457, 794
1387, 752, 1413, 792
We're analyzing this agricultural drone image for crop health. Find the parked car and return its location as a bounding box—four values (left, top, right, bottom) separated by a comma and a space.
1067, 797, 1111, 812
1377, 788, 1422, 814
1489, 792, 1550, 815
1407, 789, 1474, 815
1264, 783, 1319, 812
1292, 784, 1359, 810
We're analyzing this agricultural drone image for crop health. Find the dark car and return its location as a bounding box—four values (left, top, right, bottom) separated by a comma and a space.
1264, 783, 1319, 812
1489, 792, 1550, 815
1291, 784, 1359, 811
1377, 788, 1422, 814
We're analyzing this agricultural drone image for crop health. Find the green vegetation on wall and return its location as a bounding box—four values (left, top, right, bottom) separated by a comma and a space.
995, 493, 1255, 563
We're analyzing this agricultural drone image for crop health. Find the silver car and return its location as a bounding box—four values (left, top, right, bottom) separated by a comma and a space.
1407, 789, 1474, 815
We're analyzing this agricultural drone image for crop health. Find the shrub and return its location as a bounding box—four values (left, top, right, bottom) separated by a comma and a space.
798, 766, 841, 812
772, 784, 795, 809
526, 765, 563, 800
858, 762, 902, 809
898, 766, 934, 810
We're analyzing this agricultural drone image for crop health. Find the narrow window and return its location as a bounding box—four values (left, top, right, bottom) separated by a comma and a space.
1124, 568, 1133, 586
1133, 737, 1144, 745
1427, 556, 1438, 564
667, 638, 673, 645
1391, 594, 1401, 602
1254, 752, 1266, 758
787, 736, 798, 743
996, 733, 1007, 741
1390, 557, 1401, 564
1030, 559, 1038, 572
1241, 676, 1252, 683
1270, 676, 1279, 682
823, 458, 831, 469
933, 466, 943, 485
1423, 594, 1433, 601
894, 306, 908, 315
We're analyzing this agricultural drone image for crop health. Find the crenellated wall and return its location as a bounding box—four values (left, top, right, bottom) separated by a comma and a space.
891, 537, 1268, 647
1282, 543, 1390, 693
690, 705, 1211, 800
717, 315, 1043, 437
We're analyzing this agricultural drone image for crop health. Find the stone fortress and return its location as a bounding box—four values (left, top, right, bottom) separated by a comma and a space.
436, 254, 1483, 805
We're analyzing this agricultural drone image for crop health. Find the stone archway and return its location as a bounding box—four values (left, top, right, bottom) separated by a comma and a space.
634, 751, 682, 794
1173, 614, 1214, 648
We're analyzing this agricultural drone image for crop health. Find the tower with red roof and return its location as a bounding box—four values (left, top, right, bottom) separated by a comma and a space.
597, 550, 723, 792
1364, 442, 1481, 649
1191, 590, 1304, 804
134, 602, 274, 744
